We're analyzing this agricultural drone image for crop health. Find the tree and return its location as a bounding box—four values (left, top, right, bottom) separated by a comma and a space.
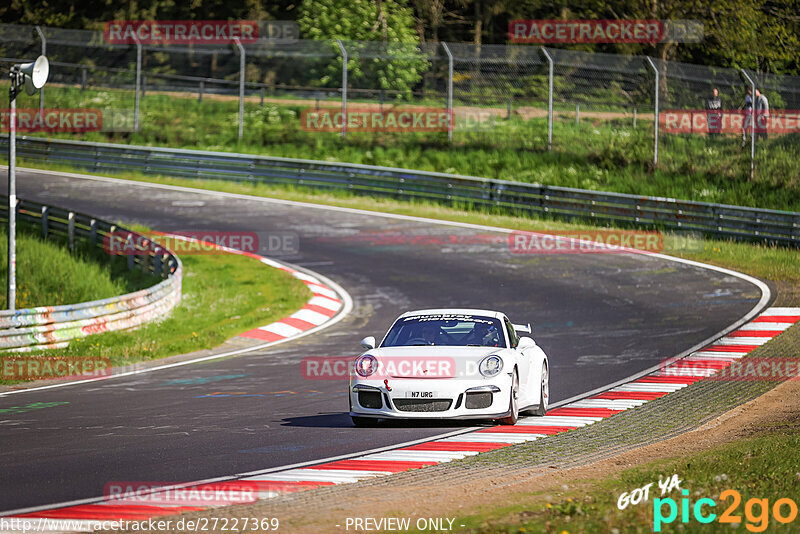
297, 0, 427, 96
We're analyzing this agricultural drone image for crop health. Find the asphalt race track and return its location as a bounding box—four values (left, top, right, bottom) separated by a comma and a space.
0, 169, 766, 512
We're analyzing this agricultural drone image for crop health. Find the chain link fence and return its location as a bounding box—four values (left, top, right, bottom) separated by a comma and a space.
1, 22, 798, 183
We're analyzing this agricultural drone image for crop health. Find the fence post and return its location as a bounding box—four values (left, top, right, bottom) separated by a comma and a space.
260, 87, 264, 106
234, 38, 245, 139
336, 39, 348, 139
81, 67, 87, 91
575, 103, 579, 125
90, 219, 97, 245
41, 206, 49, 239
198, 80, 204, 103
35, 26, 46, 113
540, 47, 554, 151
442, 42, 454, 143
633, 106, 637, 128
644, 57, 659, 165
739, 69, 756, 180
134, 37, 142, 132
68, 212, 75, 251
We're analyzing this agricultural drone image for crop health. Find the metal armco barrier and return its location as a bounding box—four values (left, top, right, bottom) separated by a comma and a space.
0, 195, 182, 351
4, 135, 800, 246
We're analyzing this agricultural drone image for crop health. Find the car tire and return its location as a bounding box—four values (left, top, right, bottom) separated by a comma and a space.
351, 416, 379, 427
499, 370, 519, 425
533, 362, 549, 416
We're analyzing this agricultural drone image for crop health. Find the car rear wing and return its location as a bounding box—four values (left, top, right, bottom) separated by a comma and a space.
513, 323, 532, 334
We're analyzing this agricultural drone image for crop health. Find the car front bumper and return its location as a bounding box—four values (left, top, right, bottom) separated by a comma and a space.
349, 373, 514, 420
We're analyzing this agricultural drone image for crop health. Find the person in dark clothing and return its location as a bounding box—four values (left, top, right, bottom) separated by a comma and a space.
705, 88, 722, 138
739, 88, 752, 147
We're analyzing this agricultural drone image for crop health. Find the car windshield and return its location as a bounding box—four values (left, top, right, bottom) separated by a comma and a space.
381, 314, 506, 348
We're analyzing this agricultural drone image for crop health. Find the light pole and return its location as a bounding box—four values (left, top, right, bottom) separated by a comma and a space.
7, 56, 48, 311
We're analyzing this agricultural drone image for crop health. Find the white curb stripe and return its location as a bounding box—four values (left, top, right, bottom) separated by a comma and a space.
716, 336, 772, 346
610, 383, 688, 393
738, 322, 793, 331
308, 295, 342, 310
259, 321, 303, 337
290, 308, 330, 326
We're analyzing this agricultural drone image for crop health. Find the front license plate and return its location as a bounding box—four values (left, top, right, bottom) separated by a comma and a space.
405, 391, 439, 398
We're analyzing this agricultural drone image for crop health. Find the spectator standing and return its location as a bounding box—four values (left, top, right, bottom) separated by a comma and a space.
755, 89, 769, 140
739, 88, 752, 147
705, 88, 722, 139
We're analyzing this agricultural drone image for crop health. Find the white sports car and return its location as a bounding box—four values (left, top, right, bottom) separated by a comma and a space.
349, 308, 550, 426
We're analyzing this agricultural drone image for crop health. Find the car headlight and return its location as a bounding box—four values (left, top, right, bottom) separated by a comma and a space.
355, 354, 378, 377
479, 355, 503, 377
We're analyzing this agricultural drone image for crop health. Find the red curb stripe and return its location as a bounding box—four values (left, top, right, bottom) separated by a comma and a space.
634, 375, 704, 384
304, 459, 438, 472
280, 317, 317, 331
753, 315, 799, 323
727, 330, 782, 338
400, 442, 512, 452
303, 304, 338, 317
548, 407, 624, 417
476, 425, 577, 435
238, 329, 285, 342
15, 504, 206, 520
703, 344, 760, 352
592, 391, 668, 400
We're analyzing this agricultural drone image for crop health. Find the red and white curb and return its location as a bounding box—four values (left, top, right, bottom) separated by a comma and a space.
3, 307, 796, 530
165, 235, 346, 345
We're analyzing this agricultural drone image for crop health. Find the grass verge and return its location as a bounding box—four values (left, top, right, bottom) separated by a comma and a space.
444, 422, 800, 533
0, 224, 155, 309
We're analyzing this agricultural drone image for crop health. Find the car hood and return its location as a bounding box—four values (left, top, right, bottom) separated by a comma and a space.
362, 345, 504, 379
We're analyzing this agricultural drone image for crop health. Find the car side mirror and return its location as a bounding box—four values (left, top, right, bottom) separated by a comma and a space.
517, 336, 535, 349
360, 336, 376, 350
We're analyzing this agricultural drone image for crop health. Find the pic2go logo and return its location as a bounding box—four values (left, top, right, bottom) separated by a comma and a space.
654, 489, 799, 532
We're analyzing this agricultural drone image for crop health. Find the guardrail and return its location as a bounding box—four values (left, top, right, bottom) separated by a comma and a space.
0, 195, 182, 351
3, 135, 799, 246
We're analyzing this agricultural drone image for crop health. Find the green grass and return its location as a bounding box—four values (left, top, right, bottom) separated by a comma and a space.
444, 424, 800, 533
7, 83, 800, 212
0, 224, 155, 309
0, 225, 311, 384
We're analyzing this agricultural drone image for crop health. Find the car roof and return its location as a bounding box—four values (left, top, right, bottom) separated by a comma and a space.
397, 309, 506, 320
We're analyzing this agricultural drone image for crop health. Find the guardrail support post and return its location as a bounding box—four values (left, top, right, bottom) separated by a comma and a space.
739, 68, 756, 180
35, 26, 46, 113
198, 80, 204, 103
153, 247, 162, 278
41, 206, 49, 239
575, 103, 579, 125
540, 47, 554, 151
134, 38, 142, 132
89, 219, 97, 245
633, 106, 637, 128
336, 39, 348, 140
234, 38, 245, 140
644, 57, 659, 165
67, 212, 75, 251
442, 42, 454, 143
